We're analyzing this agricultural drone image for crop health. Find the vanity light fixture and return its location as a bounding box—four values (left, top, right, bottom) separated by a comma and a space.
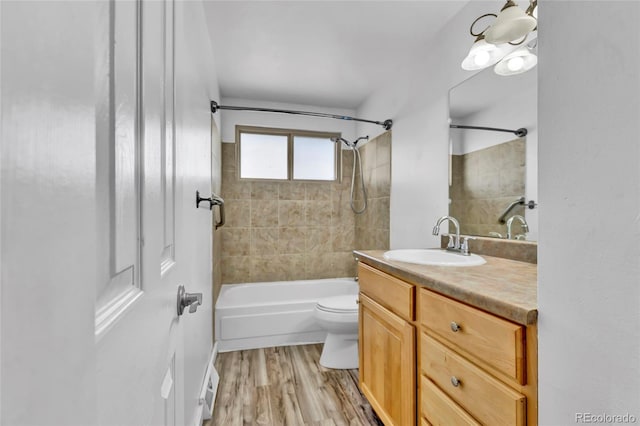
461, 13, 511, 71
494, 45, 537, 76
462, 0, 538, 76
461, 34, 511, 71
484, 0, 537, 45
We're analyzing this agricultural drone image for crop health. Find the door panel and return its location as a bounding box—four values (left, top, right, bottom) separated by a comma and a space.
95, 0, 143, 340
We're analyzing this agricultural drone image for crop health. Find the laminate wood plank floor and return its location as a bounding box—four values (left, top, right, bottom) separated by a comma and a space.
204, 344, 383, 426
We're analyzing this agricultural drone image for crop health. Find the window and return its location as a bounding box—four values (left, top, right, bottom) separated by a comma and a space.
237, 126, 340, 181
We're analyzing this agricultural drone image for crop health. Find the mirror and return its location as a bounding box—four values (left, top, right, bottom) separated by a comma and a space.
449, 66, 537, 241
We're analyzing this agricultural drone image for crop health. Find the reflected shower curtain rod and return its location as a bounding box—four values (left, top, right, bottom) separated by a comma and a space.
210, 101, 393, 130
449, 124, 527, 137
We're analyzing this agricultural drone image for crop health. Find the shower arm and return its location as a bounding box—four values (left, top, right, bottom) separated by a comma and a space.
450, 124, 527, 137
498, 196, 526, 224
210, 101, 393, 131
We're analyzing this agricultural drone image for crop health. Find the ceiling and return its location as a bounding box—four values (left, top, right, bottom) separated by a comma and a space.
203, 1, 468, 110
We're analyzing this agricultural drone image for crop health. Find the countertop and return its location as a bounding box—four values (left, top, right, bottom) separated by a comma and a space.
354, 249, 538, 325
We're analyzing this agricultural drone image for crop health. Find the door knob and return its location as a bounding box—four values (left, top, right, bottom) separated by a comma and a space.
177, 285, 202, 316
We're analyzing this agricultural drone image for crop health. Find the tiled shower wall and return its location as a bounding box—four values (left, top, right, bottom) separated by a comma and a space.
355, 132, 391, 250
449, 138, 525, 237
220, 131, 391, 284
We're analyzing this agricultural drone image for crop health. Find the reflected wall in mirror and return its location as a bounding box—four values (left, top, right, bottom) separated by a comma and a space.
449, 66, 537, 241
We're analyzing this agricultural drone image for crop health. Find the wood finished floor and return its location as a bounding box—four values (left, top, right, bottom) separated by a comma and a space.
204, 344, 382, 426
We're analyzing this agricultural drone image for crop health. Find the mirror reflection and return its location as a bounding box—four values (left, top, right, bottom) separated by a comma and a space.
449, 66, 537, 241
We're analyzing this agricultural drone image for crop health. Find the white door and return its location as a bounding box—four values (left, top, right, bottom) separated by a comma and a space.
1, 1, 213, 425
95, 0, 213, 425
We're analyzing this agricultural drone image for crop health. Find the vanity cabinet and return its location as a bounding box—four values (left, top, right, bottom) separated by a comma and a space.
357, 261, 538, 426
358, 263, 416, 426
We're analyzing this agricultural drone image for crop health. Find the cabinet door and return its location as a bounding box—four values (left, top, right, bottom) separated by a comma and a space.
359, 293, 416, 426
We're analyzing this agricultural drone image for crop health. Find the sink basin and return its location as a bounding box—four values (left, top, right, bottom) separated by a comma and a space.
383, 249, 486, 267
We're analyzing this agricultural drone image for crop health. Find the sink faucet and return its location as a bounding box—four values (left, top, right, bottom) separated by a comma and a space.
432, 215, 476, 256
506, 215, 529, 240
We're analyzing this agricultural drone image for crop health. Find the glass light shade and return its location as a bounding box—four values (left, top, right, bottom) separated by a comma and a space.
484, 1, 537, 44
494, 47, 537, 76
461, 36, 509, 71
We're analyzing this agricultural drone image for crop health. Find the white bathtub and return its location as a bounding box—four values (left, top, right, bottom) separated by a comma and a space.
215, 278, 358, 352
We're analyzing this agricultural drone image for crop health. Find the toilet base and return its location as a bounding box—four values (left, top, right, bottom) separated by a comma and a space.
319, 332, 358, 369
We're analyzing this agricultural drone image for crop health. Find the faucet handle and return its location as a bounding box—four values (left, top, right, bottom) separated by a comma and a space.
460, 236, 476, 256
446, 235, 455, 249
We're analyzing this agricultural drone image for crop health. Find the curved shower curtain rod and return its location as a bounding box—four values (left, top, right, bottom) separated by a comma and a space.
210, 101, 393, 130
449, 124, 527, 137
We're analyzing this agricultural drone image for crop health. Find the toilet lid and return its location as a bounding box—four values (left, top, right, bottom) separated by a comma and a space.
317, 295, 359, 313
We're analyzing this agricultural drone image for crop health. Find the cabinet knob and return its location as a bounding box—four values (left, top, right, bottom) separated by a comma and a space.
450, 376, 461, 387
450, 321, 461, 332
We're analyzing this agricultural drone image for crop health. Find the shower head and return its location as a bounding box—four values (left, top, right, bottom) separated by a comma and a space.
331, 135, 369, 149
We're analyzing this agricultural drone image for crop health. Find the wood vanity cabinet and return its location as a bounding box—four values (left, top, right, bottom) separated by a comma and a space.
358, 263, 416, 426
357, 262, 538, 426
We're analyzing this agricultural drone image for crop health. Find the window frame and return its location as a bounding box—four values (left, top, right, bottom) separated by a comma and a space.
236, 125, 342, 183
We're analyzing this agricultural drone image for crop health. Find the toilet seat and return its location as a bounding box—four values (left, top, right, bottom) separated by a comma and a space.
316, 295, 358, 314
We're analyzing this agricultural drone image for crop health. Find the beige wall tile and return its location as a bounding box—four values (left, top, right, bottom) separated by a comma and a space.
221, 181, 251, 200
305, 183, 331, 201
221, 228, 251, 257
251, 228, 279, 255
281, 255, 306, 280
331, 252, 357, 278
224, 199, 251, 228
221, 255, 251, 284
220, 133, 392, 283
279, 200, 306, 227
304, 253, 335, 279
376, 132, 391, 167
331, 225, 355, 252
251, 200, 279, 227
305, 201, 331, 227
251, 255, 285, 282
307, 227, 332, 253
278, 227, 307, 254
279, 182, 306, 200
251, 181, 279, 200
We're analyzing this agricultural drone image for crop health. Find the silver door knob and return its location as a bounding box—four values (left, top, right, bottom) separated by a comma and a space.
450, 321, 461, 332
177, 285, 202, 316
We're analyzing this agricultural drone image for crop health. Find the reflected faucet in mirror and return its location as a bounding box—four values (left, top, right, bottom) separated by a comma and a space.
506, 215, 529, 240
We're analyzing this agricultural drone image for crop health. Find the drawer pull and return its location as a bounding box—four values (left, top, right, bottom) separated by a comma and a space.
450, 376, 461, 387
450, 321, 461, 332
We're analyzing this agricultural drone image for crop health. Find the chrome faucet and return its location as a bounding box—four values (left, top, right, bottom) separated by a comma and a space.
506, 215, 529, 240
432, 215, 475, 256
433, 215, 460, 249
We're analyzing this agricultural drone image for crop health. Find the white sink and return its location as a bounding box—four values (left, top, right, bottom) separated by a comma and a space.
383, 249, 486, 267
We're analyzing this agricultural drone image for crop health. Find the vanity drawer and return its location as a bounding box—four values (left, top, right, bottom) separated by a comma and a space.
421, 375, 480, 426
358, 263, 415, 321
421, 333, 526, 426
419, 288, 525, 384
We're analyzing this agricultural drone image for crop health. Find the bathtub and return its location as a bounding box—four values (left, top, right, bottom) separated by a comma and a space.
215, 278, 358, 352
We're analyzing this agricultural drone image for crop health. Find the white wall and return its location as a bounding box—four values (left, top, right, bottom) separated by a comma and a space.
538, 2, 640, 423
356, 1, 495, 248
219, 97, 357, 143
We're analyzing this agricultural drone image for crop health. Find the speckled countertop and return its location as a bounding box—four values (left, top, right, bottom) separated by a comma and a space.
354, 250, 538, 326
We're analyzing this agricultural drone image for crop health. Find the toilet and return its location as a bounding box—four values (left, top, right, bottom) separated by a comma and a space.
314, 294, 359, 369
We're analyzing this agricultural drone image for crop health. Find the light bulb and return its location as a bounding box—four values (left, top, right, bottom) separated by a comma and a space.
474, 50, 490, 66
507, 56, 525, 71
